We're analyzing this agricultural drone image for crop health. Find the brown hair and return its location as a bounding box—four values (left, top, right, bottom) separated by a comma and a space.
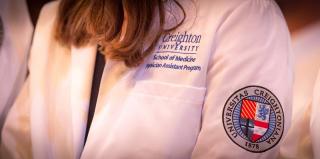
55, 0, 185, 67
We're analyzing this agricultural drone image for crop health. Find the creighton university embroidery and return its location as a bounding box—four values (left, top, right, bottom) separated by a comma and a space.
222, 86, 284, 153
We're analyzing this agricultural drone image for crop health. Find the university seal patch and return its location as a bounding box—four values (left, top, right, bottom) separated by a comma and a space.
222, 86, 284, 153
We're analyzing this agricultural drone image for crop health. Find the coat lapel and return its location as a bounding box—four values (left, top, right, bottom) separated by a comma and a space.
70, 45, 97, 158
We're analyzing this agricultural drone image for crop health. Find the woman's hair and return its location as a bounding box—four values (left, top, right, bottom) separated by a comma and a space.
55, 0, 185, 67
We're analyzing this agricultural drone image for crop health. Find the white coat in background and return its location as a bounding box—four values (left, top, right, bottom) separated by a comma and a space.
279, 22, 320, 159
0, 0, 33, 132
1, 0, 293, 158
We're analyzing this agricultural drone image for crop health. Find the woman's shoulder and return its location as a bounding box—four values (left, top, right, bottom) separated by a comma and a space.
31, 0, 60, 48
38, 0, 60, 23
28, 0, 70, 73
201, 0, 279, 8
193, 0, 286, 35
198, 0, 282, 18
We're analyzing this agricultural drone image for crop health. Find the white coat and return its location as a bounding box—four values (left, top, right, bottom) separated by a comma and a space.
1, 0, 293, 159
0, 0, 33, 132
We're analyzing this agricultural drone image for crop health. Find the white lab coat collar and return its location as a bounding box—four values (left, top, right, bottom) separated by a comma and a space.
29, 38, 97, 158
70, 45, 97, 158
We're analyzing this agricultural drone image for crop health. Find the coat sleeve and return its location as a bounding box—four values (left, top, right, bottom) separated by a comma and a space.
192, 0, 293, 158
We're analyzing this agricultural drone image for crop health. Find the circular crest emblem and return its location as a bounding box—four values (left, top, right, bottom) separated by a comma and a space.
222, 86, 284, 153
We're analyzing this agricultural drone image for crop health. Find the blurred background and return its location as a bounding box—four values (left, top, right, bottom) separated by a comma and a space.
26, 0, 52, 26
276, 0, 320, 159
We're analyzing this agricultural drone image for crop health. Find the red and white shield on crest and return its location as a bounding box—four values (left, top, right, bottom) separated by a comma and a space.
240, 99, 271, 142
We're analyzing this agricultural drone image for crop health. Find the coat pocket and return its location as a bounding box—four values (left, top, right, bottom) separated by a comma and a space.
132, 81, 206, 105
112, 81, 206, 158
